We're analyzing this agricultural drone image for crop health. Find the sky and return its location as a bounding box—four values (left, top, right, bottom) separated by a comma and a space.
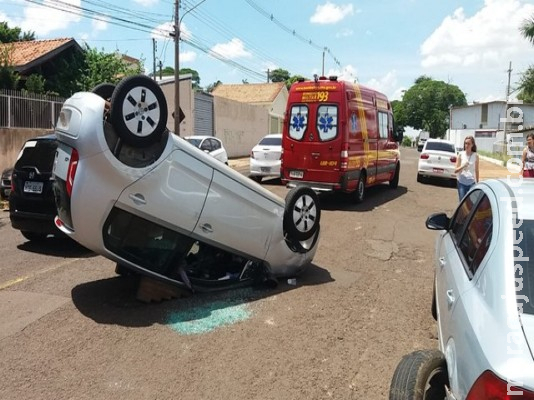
1, 0, 534, 109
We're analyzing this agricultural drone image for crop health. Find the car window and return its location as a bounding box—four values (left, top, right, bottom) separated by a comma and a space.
458, 195, 493, 276
259, 137, 282, 146
316, 104, 338, 141
289, 105, 308, 140
210, 139, 221, 150
378, 111, 388, 139
451, 189, 482, 241
103, 208, 194, 275
424, 142, 455, 153
516, 220, 534, 315
16, 139, 57, 172
185, 138, 201, 148
200, 140, 211, 151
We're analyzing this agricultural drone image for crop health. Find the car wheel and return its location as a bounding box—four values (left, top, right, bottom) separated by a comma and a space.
416, 174, 424, 183
92, 83, 115, 100
389, 350, 448, 400
355, 172, 366, 203
21, 231, 48, 241
390, 163, 400, 189
284, 186, 321, 241
110, 75, 168, 148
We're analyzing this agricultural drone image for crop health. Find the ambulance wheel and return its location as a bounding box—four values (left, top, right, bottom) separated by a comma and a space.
284, 186, 320, 241
390, 164, 400, 189
355, 172, 366, 203
110, 75, 168, 148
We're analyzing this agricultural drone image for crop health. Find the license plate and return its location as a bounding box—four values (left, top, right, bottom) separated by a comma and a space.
24, 181, 43, 194
433, 168, 444, 173
260, 167, 271, 173
289, 170, 304, 179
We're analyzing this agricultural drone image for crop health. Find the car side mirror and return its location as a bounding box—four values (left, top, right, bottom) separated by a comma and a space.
426, 212, 450, 230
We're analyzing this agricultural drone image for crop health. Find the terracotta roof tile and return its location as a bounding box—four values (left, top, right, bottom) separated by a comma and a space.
0, 38, 75, 67
212, 82, 286, 103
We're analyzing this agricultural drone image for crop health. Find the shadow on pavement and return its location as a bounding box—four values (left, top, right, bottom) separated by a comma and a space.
17, 237, 96, 258
319, 184, 408, 211
70, 263, 333, 328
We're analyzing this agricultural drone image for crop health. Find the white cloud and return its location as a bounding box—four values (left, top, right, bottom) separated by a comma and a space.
420, 0, 534, 69
365, 70, 399, 99
17, 0, 82, 36
180, 50, 196, 63
152, 21, 176, 40
91, 17, 108, 32
210, 38, 251, 59
310, 2, 354, 25
336, 28, 353, 38
133, 0, 159, 6
326, 64, 358, 82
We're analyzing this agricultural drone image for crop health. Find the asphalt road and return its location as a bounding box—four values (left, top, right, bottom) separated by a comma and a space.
0, 148, 508, 400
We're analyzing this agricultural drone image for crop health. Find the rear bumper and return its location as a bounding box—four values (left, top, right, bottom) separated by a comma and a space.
249, 159, 281, 177
10, 211, 61, 234
417, 166, 456, 180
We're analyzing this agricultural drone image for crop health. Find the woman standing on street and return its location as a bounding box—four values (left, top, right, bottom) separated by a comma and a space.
455, 135, 479, 201
521, 133, 534, 178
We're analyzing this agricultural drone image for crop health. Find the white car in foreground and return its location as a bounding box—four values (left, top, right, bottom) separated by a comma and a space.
52, 75, 321, 293
249, 133, 282, 183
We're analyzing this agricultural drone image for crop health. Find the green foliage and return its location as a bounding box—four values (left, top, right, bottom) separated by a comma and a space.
286, 75, 307, 90
401, 136, 413, 147
25, 74, 45, 93
270, 68, 290, 83
397, 76, 467, 138
161, 66, 174, 75
520, 16, 534, 45
179, 68, 200, 89
518, 65, 534, 103
206, 80, 222, 93
78, 45, 142, 91
0, 21, 35, 42
0, 43, 18, 89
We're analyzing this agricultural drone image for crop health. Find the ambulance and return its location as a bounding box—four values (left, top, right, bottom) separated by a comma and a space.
281, 76, 402, 202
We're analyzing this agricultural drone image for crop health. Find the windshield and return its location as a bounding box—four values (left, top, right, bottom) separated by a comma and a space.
517, 219, 534, 315
185, 138, 201, 148
425, 142, 455, 153
258, 137, 282, 146
16, 139, 57, 173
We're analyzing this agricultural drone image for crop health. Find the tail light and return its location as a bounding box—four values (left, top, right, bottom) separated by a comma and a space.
340, 143, 349, 171
450, 156, 457, 163
420, 153, 430, 159
466, 370, 534, 399
66, 148, 79, 197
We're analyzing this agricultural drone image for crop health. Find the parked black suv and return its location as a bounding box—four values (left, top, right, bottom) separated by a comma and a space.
9, 134, 63, 241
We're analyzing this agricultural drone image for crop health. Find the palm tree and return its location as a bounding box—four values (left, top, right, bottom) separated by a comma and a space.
520, 16, 534, 44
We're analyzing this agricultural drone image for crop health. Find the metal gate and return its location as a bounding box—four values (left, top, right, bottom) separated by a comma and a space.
194, 92, 214, 136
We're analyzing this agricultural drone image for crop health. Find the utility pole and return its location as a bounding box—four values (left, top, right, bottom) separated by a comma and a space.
152, 38, 157, 81
322, 47, 326, 76
506, 61, 512, 102
503, 61, 512, 140
174, 0, 180, 136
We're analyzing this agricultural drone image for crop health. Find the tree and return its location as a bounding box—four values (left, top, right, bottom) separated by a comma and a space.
520, 16, 534, 45
161, 66, 174, 76
25, 74, 45, 94
179, 68, 200, 89
0, 21, 35, 42
518, 16, 534, 101
270, 68, 290, 83
397, 76, 466, 138
286, 74, 307, 90
205, 80, 222, 93
0, 43, 18, 89
78, 45, 143, 92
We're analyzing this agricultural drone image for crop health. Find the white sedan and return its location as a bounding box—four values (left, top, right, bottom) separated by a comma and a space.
184, 135, 228, 164
52, 75, 321, 293
417, 138, 457, 184
249, 133, 282, 182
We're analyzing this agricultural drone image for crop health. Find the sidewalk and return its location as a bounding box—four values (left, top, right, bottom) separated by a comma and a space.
478, 155, 510, 180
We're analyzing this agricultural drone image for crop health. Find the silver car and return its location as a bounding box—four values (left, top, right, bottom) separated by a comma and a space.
52, 75, 321, 293
389, 179, 534, 399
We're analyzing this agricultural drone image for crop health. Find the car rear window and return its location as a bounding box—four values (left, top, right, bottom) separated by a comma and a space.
259, 137, 282, 146
516, 219, 534, 315
425, 142, 455, 153
16, 139, 57, 172
185, 138, 201, 148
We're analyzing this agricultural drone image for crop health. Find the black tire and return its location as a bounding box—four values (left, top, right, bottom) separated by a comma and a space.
355, 172, 366, 203
390, 163, 400, 189
92, 83, 115, 100
284, 186, 320, 241
389, 350, 448, 400
417, 174, 423, 183
431, 284, 437, 321
110, 75, 168, 148
21, 231, 48, 241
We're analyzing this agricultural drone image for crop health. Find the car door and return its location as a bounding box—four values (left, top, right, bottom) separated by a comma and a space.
116, 148, 213, 235
436, 189, 494, 397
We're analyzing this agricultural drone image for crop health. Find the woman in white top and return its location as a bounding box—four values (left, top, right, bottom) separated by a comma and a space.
521, 133, 534, 178
454, 135, 479, 201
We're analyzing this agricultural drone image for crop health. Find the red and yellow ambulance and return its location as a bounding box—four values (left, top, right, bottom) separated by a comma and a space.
281, 76, 402, 202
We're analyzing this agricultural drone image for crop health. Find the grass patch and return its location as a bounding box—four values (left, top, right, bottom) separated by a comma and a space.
477, 150, 510, 166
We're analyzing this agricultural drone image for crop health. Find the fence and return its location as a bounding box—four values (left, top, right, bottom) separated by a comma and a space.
0, 89, 66, 129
